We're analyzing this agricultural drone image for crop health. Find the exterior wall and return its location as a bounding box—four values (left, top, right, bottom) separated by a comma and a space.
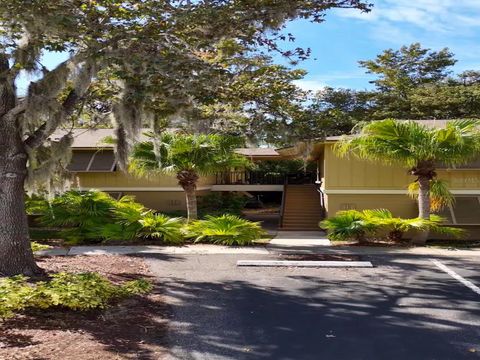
325, 194, 418, 218
322, 143, 480, 224
73, 169, 215, 212
123, 190, 211, 213
323, 143, 414, 190
75, 171, 215, 190
324, 143, 480, 192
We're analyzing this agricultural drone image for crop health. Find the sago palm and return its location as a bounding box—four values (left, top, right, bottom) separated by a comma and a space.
335, 119, 480, 243
130, 133, 249, 220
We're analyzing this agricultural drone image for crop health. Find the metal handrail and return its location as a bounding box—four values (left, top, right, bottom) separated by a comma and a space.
215, 171, 285, 185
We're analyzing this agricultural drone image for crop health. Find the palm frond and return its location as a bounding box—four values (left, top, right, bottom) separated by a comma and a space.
407, 179, 454, 211
185, 214, 266, 245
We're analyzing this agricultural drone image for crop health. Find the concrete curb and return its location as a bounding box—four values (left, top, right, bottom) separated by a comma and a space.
237, 260, 374, 268
35, 244, 480, 258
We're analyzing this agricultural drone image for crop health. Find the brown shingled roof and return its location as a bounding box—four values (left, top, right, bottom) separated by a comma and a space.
51, 129, 279, 156
235, 148, 279, 157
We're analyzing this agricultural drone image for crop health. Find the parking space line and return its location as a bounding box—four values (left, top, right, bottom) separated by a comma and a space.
431, 259, 480, 295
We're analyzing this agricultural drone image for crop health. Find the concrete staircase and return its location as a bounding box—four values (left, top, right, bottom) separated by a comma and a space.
280, 184, 324, 230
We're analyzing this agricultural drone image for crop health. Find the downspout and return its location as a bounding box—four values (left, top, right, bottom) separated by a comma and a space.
315, 161, 326, 218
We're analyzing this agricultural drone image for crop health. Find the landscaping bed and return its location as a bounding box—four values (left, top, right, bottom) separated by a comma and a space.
0, 255, 167, 360
278, 254, 361, 261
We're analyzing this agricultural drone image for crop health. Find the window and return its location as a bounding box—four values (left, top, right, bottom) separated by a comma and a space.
67, 150, 116, 172
435, 196, 480, 225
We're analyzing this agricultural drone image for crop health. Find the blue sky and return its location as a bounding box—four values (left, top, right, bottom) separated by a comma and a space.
282, 0, 480, 92
17, 0, 480, 93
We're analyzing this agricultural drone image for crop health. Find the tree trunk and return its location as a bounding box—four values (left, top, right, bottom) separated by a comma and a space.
417, 176, 431, 220
413, 175, 431, 245
0, 154, 40, 276
177, 170, 199, 221
184, 185, 198, 221
0, 54, 40, 276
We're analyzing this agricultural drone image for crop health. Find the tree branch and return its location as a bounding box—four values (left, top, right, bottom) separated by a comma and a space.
24, 89, 80, 149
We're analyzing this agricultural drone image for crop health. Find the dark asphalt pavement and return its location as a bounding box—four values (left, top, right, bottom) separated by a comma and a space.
146, 253, 480, 360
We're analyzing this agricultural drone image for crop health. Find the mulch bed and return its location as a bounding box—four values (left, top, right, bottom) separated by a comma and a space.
0, 255, 168, 360
278, 254, 361, 261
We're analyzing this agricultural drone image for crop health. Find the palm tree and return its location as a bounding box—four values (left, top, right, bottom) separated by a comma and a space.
130, 133, 249, 220
335, 119, 480, 243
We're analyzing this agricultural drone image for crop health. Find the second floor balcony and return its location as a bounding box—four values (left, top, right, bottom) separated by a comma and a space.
211, 171, 316, 191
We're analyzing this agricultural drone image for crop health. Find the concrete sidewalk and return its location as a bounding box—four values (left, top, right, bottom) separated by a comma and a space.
267, 230, 331, 248
37, 243, 480, 258
37, 244, 270, 257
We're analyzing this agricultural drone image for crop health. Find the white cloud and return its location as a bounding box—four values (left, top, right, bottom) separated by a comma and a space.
293, 79, 326, 92
338, 0, 480, 35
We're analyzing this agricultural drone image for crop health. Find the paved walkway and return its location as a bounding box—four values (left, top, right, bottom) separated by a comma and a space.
267, 230, 331, 248
37, 243, 480, 259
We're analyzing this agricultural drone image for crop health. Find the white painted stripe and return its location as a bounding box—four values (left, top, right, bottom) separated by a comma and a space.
237, 260, 373, 268
431, 259, 480, 295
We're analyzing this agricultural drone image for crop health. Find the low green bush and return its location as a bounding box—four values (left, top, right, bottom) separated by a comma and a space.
198, 192, 248, 217
320, 210, 377, 243
31, 241, 51, 252
320, 209, 464, 243
28, 190, 186, 244
0, 272, 152, 319
139, 213, 184, 244
186, 214, 266, 246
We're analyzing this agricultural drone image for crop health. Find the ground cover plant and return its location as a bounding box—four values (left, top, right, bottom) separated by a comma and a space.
28, 190, 184, 245
31, 242, 51, 253
0, 255, 166, 359
28, 190, 266, 246
0, 273, 152, 319
321, 209, 464, 244
186, 214, 267, 246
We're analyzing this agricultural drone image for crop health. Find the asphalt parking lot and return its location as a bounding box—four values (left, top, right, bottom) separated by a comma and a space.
147, 253, 480, 360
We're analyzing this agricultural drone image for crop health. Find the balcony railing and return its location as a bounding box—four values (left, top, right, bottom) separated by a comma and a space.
215, 171, 285, 185
214, 171, 316, 186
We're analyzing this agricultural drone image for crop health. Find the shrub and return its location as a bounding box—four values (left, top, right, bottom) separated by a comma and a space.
29, 190, 186, 244
320, 210, 378, 243
321, 209, 464, 243
139, 213, 184, 244
363, 209, 464, 241
186, 214, 266, 246
0, 272, 152, 319
100, 196, 148, 242
198, 192, 248, 217
31, 241, 51, 252
34, 190, 117, 243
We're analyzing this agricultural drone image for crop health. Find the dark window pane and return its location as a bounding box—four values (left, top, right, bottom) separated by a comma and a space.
67, 151, 95, 171
452, 197, 480, 224
89, 150, 115, 171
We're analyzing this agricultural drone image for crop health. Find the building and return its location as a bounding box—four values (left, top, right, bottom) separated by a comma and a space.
56, 120, 480, 235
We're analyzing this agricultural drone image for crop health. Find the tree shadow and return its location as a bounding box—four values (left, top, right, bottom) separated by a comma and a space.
3, 253, 479, 359
153, 254, 480, 360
